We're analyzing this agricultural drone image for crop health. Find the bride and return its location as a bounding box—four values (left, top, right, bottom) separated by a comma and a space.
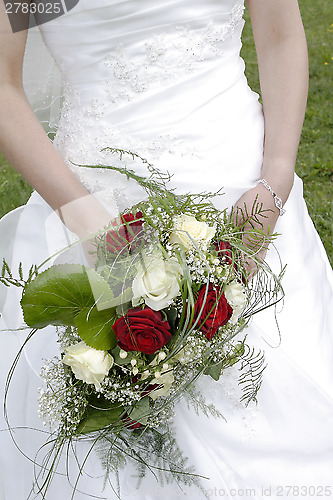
1, 0, 333, 498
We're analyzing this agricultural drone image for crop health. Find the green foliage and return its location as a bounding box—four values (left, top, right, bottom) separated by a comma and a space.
21, 264, 96, 327
74, 306, 117, 351
128, 396, 150, 426
0, 158, 32, 217
76, 395, 124, 435
21, 264, 117, 350
238, 344, 266, 406
203, 361, 223, 381
95, 423, 203, 492
0, 259, 38, 288
184, 385, 226, 420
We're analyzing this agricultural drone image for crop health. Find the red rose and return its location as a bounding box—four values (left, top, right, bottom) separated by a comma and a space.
106, 211, 144, 253
214, 241, 246, 283
122, 415, 143, 430
193, 284, 233, 340
112, 307, 172, 355
214, 240, 233, 265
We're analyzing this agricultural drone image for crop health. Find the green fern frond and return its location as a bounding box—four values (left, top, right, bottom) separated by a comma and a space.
184, 385, 226, 420
0, 259, 38, 288
95, 425, 205, 493
237, 344, 266, 406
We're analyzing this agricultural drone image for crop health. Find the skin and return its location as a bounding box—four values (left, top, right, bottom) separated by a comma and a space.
0, 0, 308, 266
237, 0, 308, 273
0, 1, 111, 240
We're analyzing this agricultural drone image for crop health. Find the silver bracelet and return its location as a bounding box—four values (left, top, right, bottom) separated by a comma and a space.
258, 179, 286, 216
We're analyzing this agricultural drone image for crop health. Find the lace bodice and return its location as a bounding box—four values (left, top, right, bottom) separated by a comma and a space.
39, 0, 245, 105
35, 0, 262, 210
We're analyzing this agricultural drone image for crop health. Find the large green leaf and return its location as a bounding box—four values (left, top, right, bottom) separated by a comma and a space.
85, 267, 117, 310
76, 396, 124, 435
74, 306, 117, 351
21, 264, 114, 328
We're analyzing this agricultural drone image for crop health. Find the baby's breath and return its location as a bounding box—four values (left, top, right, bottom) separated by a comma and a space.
39, 357, 88, 435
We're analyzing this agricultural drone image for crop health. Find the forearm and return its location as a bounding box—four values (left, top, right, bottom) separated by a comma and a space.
0, 83, 89, 208
258, 34, 308, 201
0, 83, 111, 235
248, 0, 308, 203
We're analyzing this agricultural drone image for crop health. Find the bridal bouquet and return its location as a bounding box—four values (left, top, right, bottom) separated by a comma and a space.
2, 149, 284, 496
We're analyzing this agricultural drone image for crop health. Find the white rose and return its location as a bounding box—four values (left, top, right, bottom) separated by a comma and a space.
224, 281, 247, 325
169, 214, 216, 250
132, 253, 182, 311
149, 367, 175, 400
172, 346, 196, 365
63, 341, 113, 391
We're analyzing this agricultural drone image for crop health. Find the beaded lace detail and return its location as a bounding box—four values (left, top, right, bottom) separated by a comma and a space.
103, 0, 245, 103
53, 83, 198, 208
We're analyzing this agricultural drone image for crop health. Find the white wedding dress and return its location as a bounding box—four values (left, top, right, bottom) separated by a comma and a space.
1, 0, 333, 499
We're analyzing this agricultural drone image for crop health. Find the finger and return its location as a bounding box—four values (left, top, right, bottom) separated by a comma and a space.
243, 257, 256, 280
242, 245, 268, 280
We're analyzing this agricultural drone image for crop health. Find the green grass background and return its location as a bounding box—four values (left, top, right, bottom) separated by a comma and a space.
0, 0, 332, 264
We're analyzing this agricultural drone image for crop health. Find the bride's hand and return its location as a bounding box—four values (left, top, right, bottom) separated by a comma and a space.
233, 183, 281, 278
56, 194, 112, 267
